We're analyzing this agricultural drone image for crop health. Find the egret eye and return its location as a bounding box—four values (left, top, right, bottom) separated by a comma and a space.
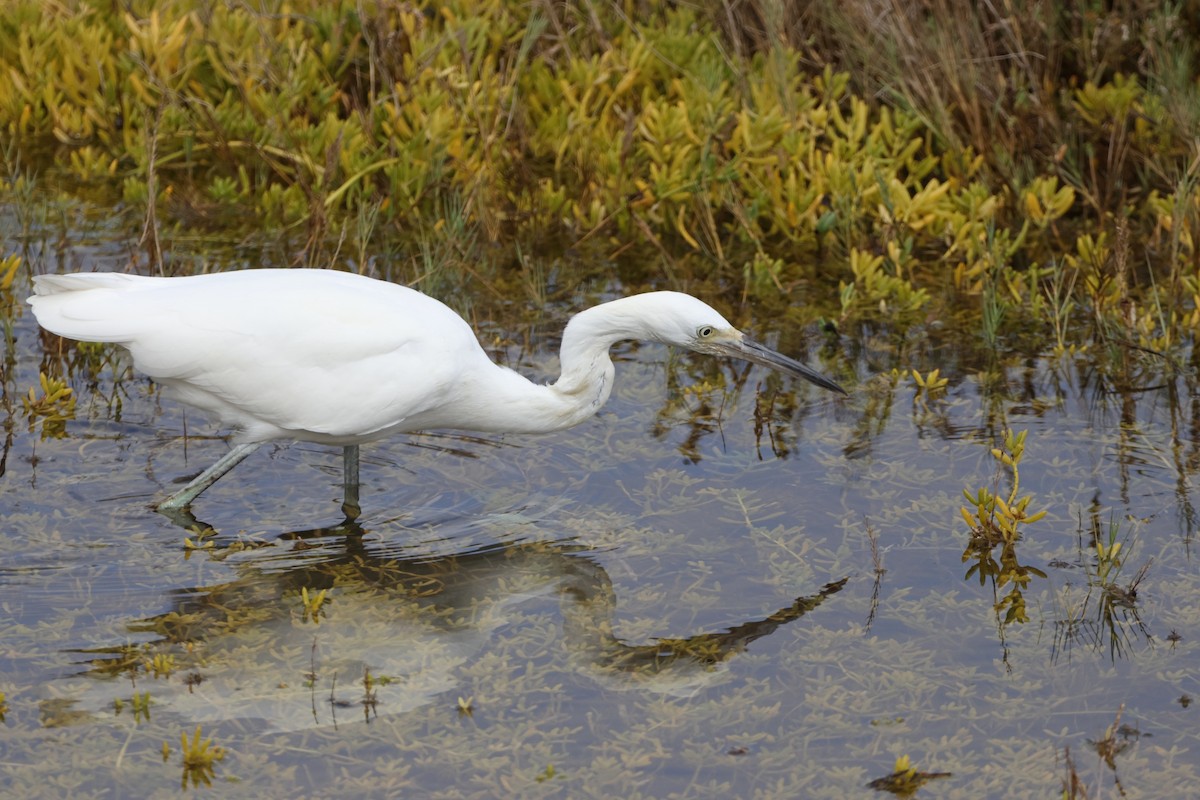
697, 325, 715, 339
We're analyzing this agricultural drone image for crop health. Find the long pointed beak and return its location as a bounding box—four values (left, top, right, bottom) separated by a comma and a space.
721, 335, 847, 396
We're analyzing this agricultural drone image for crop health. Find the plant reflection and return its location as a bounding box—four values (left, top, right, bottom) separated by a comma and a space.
652, 345, 837, 464
64, 518, 847, 732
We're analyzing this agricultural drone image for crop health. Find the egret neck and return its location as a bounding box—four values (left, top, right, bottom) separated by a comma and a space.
448, 297, 643, 434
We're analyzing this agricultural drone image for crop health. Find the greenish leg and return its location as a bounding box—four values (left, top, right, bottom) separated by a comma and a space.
341, 444, 361, 521
155, 442, 263, 512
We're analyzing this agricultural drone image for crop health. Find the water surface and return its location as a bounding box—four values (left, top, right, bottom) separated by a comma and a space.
1, 202, 1198, 798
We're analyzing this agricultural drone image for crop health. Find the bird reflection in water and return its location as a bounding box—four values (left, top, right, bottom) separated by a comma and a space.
62, 518, 847, 732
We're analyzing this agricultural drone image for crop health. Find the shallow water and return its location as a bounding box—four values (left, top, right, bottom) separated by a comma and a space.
1, 206, 1198, 798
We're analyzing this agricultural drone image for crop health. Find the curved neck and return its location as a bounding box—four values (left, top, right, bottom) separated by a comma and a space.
448, 299, 647, 435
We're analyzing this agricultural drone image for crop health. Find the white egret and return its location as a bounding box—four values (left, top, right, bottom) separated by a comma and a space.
29, 269, 845, 514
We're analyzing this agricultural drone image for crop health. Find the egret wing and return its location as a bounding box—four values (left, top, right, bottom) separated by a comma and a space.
33, 270, 489, 441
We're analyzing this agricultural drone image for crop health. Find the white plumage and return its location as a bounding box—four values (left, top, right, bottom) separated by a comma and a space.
29, 269, 844, 513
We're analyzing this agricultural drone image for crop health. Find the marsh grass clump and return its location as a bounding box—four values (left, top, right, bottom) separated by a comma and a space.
1052, 514, 1153, 662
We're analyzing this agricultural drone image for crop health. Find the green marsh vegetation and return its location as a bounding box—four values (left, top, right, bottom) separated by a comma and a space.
3, 0, 1197, 334
1, 0, 1200, 797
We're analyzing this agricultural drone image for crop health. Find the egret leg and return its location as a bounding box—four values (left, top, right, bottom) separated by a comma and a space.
341, 444, 361, 520
156, 442, 263, 512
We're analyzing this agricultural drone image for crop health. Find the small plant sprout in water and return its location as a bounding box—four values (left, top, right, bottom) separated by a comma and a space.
535, 764, 562, 783
1095, 534, 1123, 582
0, 691, 7, 722
22, 372, 75, 439
131, 691, 152, 724
300, 587, 329, 624
867, 753, 951, 795
1089, 514, 1150, 598
456, 696, 474, 717
1084, 703, 1148, 796
360, 667, 379, 721
144, 652, 175, 679
178, 724, 226, 789
960, 429, 1050, 625
909, 368, 948, 398
182, 530, 217, 555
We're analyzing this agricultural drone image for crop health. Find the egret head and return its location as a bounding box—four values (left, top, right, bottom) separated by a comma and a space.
627, 292, 847, 396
